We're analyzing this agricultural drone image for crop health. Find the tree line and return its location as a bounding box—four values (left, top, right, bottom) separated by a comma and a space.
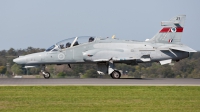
0, 47, 200, 78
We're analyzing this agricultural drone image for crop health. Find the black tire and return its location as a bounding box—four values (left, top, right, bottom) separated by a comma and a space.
43, 72, 50, 79
111, 71, 121, 79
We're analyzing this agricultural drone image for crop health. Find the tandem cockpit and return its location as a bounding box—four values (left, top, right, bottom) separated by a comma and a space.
45, 36, 95, 52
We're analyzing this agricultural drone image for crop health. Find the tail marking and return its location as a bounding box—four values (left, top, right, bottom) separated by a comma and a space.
159, 27, 183, 33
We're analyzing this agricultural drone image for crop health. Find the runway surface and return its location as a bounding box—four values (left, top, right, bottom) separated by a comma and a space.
0, 78, 200, 86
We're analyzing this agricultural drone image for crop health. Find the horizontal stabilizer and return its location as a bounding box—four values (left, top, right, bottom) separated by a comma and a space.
169, 45, 197, 52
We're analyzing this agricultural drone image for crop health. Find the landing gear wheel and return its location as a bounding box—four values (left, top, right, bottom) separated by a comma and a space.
111, 71, 121, 79
43, 72, 50, 79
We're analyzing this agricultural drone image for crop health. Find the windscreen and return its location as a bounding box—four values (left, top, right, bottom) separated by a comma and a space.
45, 45, 56, 52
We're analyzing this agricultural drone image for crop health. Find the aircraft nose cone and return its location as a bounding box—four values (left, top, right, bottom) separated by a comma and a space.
13, 57, 26, 64
13, 58, 20, 63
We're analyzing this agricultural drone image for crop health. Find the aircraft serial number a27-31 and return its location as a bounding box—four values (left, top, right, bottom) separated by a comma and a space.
13, 15, 196, 79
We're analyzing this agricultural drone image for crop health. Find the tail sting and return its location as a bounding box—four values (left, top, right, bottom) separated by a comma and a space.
149, 15, 186, 44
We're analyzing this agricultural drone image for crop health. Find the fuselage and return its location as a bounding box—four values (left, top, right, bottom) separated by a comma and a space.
13, 37, 189, 66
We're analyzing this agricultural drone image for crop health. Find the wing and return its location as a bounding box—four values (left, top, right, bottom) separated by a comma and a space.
83, 49, 139, 65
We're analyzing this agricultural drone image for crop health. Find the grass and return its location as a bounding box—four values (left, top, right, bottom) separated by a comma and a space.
0, 86, 199, 112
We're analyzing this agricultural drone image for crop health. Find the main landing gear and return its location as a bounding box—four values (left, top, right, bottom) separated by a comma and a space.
108, 59, 121, 79
110, 70, 121, 79
97, 62, 122, 79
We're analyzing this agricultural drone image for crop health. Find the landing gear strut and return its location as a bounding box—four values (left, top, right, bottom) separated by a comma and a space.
41, 65, 51, 79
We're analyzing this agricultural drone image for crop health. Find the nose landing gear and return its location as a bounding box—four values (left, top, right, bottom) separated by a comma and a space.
41, 65, 51, 79
42, 71, 51, 79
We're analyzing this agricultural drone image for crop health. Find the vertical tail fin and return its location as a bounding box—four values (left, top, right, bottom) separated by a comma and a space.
149, 15, 186, 44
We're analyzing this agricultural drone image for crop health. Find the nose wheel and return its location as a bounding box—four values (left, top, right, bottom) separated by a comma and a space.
41, 65, 51, 79
43, 72, 51, 79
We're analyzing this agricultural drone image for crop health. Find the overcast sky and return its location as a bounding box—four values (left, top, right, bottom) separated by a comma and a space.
0, 0, 200, 50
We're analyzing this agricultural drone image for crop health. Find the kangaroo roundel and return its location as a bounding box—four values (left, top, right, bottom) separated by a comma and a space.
58, 53, 65, 60
171, 27, 176, 32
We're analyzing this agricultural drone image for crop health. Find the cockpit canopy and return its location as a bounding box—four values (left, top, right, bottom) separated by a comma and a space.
45, 36, 95, 52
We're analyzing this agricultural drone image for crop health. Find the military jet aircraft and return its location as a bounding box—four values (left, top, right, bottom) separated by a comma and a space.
13, 15, 196, 79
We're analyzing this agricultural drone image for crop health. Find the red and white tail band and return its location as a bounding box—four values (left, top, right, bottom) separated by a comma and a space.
159, 27, 183, 33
